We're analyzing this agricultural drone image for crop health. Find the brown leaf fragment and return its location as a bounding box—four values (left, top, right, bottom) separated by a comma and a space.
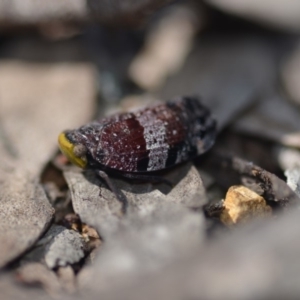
231, 157, 300, 206
81, 224, 100, 240
60, 214, 101, 254
220, 185, 272, 226
205, 153, 300, 207
204, 201, 224, 219
61, 213, 82, 232
0, 171, 54, 268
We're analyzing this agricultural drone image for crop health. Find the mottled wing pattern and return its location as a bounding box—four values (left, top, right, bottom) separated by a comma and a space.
134, 103, 188, 171
87, 97, 216, 172
97, 115, 149, 171
96, 100, 188, 172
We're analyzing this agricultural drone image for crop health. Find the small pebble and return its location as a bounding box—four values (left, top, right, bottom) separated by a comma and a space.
220, 185, 272, 226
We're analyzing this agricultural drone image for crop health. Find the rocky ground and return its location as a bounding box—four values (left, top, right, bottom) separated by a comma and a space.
1, 1, 300, 299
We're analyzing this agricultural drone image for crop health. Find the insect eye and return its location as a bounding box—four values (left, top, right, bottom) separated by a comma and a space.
73, 144, 87, 158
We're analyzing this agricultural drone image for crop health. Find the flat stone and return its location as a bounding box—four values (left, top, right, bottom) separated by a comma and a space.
64, 163, 206, 238
0, 61, 96, 177
64, 170, 121, 238
0, 171, 54, 268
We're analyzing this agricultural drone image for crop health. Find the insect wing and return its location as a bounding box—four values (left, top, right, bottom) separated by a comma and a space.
83, 97, 216, 173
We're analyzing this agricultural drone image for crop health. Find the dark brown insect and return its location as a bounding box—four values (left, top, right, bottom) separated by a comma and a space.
58, 96, 216, 176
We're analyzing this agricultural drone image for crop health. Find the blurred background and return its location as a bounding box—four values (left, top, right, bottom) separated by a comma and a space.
1, 0, 300, 175
1, 0, 300, 178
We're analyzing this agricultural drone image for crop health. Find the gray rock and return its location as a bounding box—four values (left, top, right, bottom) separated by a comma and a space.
0, 171, 54, 268
64, 163, 206, 238
64, 170, 121, 238
204, 0, 300, 32
0, 0, 171, 25
157, 35, 276, 130
78, 205, 205, 293
0, 61, 96, 177
25, 225, 86, 269
233, 92, 300, 148
77, 208, 300, 300
44, 225, 86, 269
0, 0, 87, 24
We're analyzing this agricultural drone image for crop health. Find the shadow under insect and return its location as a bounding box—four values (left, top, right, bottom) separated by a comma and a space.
83, 162, 193, 213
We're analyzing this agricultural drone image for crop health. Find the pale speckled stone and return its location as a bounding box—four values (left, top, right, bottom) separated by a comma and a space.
285, 167, 300, 197
44, 225, 86, 269
0, 171, 54, 268
64, 162, 206, 238
24, 225, 86, 269
0, 61, 96, 177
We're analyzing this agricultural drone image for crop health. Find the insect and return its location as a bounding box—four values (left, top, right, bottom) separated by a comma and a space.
58, 96, 216, 177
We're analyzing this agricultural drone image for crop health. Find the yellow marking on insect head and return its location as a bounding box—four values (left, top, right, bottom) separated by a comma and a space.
58, 132, 87, 168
